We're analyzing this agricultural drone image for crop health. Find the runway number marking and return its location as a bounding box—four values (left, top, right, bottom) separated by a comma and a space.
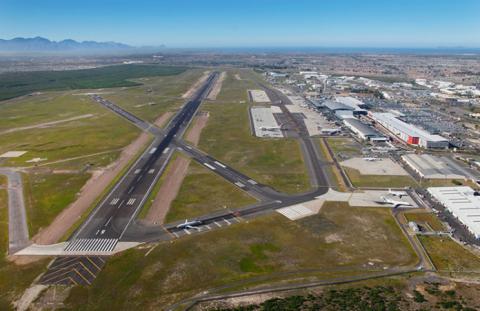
149, 147, 157, 154
134, 169, 141, 174
148, 169, 155, 174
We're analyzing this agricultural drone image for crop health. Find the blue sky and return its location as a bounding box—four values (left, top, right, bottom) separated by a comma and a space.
1, 0, 479, 47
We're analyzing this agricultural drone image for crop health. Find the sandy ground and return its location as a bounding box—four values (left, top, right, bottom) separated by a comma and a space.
182, 71, 210, 99
0, 114, 94, 135
207, 71, 226, 100
143, 113, 209, 224
31, 113, 171, 245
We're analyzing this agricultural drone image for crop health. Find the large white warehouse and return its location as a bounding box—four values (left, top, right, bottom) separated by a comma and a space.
370, 112, 448, 149
428, 186, 480, 239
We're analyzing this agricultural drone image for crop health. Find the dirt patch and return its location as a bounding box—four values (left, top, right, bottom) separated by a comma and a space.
207, 71, 226, 100
154, 111, 173, 128
182, 71, 210, 99
31, 113, 171, 245
143, 113, 209, 224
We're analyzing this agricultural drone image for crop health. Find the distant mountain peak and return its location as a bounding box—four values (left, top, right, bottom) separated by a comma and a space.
0, 37, 133, 52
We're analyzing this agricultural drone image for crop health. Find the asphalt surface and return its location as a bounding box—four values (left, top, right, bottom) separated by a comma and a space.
66, 72, 219, 252
0, 168, 30, 254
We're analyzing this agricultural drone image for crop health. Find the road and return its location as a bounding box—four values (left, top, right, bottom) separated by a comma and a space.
64, 72, 219, 253
0, 168, 30, 254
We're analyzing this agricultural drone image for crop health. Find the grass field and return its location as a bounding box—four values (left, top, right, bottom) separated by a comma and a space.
165, 160, 256, 222
404, 212, 445, 231
327, 137, 363, 158
0, 93, 141, 167
0, 189, 49, 311
198, 69, 311, 194
0, 64, 186, 101
23, 171, 91, 236
418, 236, 480, 272
63, 202, 416, 309
0, 175, 6, 188
419, 178, 474, 188
101, 69, 205, 122
344, 167, 418, 188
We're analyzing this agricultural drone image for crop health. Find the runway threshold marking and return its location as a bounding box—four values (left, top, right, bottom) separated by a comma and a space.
183, 229, 191, 235
172, 232, 179, 238
223, 218, 231, 225
213, 221, 222, 228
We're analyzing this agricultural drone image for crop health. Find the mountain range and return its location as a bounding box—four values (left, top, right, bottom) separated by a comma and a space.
0, 37, 133, 52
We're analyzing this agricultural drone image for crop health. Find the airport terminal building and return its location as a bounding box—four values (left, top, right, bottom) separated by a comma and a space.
343, 118, 387, 142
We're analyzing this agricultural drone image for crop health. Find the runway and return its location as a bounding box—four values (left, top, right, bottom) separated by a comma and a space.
65, 72, 219, 253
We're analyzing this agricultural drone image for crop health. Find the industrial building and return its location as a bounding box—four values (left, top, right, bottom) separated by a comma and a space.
370, 112, 449, 149
322, 100, 367, 116
402, 154, 480, 182
335, 110, 354, 120
335, 96, 368, 109
428, 186, 480, 239
343, 118, 387, 141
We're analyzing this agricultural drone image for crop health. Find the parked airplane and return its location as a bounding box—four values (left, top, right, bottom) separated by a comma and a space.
388, 188, 408, 198
377, 196, 412, 208
176, 219, 203, 230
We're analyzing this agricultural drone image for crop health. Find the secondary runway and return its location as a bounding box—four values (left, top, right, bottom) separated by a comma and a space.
0, 168, 30, 254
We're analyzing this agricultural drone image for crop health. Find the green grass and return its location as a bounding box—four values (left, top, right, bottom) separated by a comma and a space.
419, 178, 474, 188
165, 160, 257, 222
101, 68, 205, 122
23, 171, 90, 236
198, 70, 311, 194
0, 64, 186, 101
404, 212, 445, 231
63, 202, 416, 309
344, 167, 418, 188
0, 93, 141, 167
419, 236, 480, 272
0, 189, 49, 311
327, 137, 363, 157
0, 175, 6, 188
